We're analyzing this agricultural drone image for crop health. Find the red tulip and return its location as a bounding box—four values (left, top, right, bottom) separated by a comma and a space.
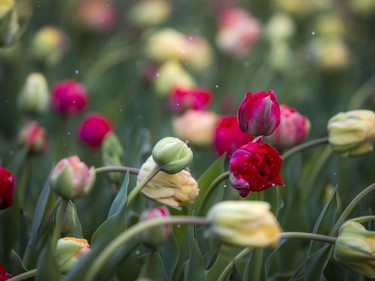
0, 167, 15, 210
51, 79, 88, 116
238, 90, 281, 137
229, 137, 284, 197
169, 86, 212, 114
18, 121, 48, 154
214, 115, 255, 158
77, 113, 112, 149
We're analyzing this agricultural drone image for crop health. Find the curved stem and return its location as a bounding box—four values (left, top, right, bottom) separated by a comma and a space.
218, 247, 253, 281
331, 182, 375, 236
95, 166, 140, 175
280, 232, 337, 244
196, 171, 229, 216
83, 216, 210, 281
126, 166, 160, 206
282, 137, 329, 160
8, 269, 37, 281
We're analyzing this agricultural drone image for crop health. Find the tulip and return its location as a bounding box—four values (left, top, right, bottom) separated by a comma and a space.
207, 200, 281, 248
168, 86, 212, 114
0, 263, 11, 280
50, 156, 96, 200
140, 206, 171, 247
18, 121, 48, 154
264, 13, 296, 43
238, 90, 281, 137
268, 105, 310, 148
152, 137, 193, 174
334, 220, 375, 278
327, 110, 375, 156
0, 167, 15, 210
172, 110, 218, 147
77, 113, 112, 149
213, 115, 255, 158
18, 72, 49, 115
127, 0, 171, 27
0, 0, 19, 47
137, 156, 199, 209
51, 79, 88, 116
56, 237, 90, 273
229, 137, 284, 197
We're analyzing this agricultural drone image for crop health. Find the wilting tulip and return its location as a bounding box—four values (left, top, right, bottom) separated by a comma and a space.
51, 79, 88, 116
50, 156, 96, 200
137, 156, 199, 209
229, 137, 284, 198
18, 121, 48, 154
0, 167, 15, 210
327, 110, 375, 156
334, 220, 375, 278
238, 90, 281, 137
140, 206, 171, 247
207, 200, 281, 248
0, 263, 11, 280
213, 115, 255, 158
127, 0, 171, 27
152, 137, 193, 174
172, 110, 218, 147
18, 73, 49, 115
168, 86, 212, 113
56, 237, 90, 273
77, 113, 112, 149
268, 105, 310, 148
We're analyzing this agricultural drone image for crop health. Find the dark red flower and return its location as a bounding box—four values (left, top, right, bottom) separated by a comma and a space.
229, 137, 284, 197
214, 115, 255, 158
77, 113, 112, 149
238, 90, 280, 137
0, 167, 15, 210
169, 86, 212, 114
0, 264, 11, 280
51, 79, 88, 116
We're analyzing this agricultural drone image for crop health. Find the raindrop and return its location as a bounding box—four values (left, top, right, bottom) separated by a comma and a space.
119, 109, 123, 112
215, 85, 219, 88
223, 184, 227, 188
180, 49, 186, 55
67, 131, 71, 135
177, 224, 181, 228
187, 36, 194, 41
75, 69, 80, 75
135, 250, 141, 255
311, 31, 316, 36
9, 150, 14, 156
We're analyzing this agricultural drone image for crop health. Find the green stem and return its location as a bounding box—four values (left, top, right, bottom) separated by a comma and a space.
280, 232, 337, 244
8, 269, 37, 281
347, 76, 375, 110
331, 182, 375, 236
282, 137, 329, 160
95, 166, 140, 175
217, 248, 253, 281
51, 199, 68, 246
126, 166, 160, 206
253, 248, 263, 281
16, 157, 30, 208
83, 216, 210, 281
196, 171, 229, 216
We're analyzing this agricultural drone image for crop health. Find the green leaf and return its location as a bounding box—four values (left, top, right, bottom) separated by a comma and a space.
35, 240, 60, 281
10, 250, 27, 275
160, 230, 180, 280
139, 251, 168, 280
304, 245, 334, 281
184, 226, 205, 281
108, 172, 129, 217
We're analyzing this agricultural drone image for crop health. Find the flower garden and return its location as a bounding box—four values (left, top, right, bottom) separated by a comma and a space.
1, 0, 375, 280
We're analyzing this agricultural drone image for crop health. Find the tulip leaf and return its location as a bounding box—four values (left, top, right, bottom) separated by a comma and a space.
0, 205, 20, 264
35, 240, 60, 281
184, 225, 205, 281
304, 244, 334, 281
10, 249, 27, 275
139, 250, 168, 280
108, 172, 129, 217
160, 230, 180, 280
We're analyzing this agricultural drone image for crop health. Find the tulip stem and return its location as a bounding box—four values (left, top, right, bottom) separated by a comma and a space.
51, 198, 68, 246
217, 247, 253, 281
331, 182, 375, 236
126, 166, 160, 206
83, 216, 210, 281
280, 232, 337, 244
282, 137, 329, 160
95, 166, 140, 175
7, 269, 37, 281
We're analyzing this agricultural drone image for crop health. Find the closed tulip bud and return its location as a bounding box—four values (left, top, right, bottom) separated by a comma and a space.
18, 121, 48, 154
128, 0, 171, 27
101, 132, 124, 186
0, 0, 19, 47
334, 220, 375, 278
268, 105, 310, 148
238, 90, 281, 137
0, 166, 15, 210
55, 237, 90, 273
140, 206, 171, 248
18, 73, 49, 115
207, 201, 281, 248
172, 110, 218, 147
152, 137, 193, 174
168, 86, 212, 114
328, 110, 375, 156
137, 156, 199, 209
51, 156, 96, 200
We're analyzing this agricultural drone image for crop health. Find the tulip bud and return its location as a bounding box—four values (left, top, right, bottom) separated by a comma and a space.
152, 137, 193, 174
137, 156, 199, 209
207, 201, 281, 248
128, 0, 171, 27
327, 110, 375, 156
51, 156, 96, 200
264, 13, 296, 43
18, 121, 48, 154
0, 0, 19, 47
77, 113, 112, 150
0, 166, 15, 210
268, 105, 310, 148
18, 73, 49, 115
140, 206, 171, 248
238, 90, 281, 137
334, 220, 375, 278
172, 110, 218, 147
101, 132, 124, 187
55, 200, 79, 235
55, 237, 90, 273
